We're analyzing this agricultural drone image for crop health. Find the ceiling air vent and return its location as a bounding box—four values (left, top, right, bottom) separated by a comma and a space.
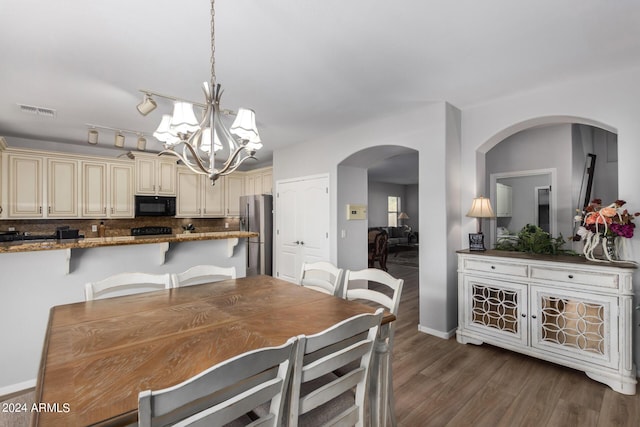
17, 104, 57, 118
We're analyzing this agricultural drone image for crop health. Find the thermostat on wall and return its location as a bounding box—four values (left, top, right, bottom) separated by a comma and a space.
346, 204, 367, 220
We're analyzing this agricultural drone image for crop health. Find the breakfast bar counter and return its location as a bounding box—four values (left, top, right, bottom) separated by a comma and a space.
0, 231, 258, 254
0, 233, 251, 395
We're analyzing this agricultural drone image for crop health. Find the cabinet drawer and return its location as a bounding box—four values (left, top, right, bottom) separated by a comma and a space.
463, 259, 528, 277
530, 266, 618, 289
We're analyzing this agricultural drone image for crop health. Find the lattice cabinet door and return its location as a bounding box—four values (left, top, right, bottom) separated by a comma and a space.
461, 276, 528, 346
529, 285, 619, 369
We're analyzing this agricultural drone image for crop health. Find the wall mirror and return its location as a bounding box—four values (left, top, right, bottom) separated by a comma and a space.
485, 123, 618, 249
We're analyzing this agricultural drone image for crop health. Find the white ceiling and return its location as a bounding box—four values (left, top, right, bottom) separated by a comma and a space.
1, 0, 640, 176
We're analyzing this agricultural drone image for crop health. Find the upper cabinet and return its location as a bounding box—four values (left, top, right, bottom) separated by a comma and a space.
224, 175, 244, 216
244, 166, 273, 196
7, 152, 44, 218
47, 158, 79, 218
135, 154, 176, 196
496, 182, 513, 217
81, 160, 134, 218
176, 167, 225, 218
1, 148, 135, 220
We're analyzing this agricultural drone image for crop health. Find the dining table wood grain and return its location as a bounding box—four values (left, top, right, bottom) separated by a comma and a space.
33, 275, 395, 426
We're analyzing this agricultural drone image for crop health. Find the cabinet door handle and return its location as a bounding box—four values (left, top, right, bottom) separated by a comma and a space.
300, 241, 305, 245
568, 275, 574, 279
531, 315, 537, 319
490, 265, 496, 270
48, 206, 51, 214
294, 241, 300, 245
0, 206, 3, 214
39, 206, 42, 214
104, 207, 107, 214
521, 313, 526, 318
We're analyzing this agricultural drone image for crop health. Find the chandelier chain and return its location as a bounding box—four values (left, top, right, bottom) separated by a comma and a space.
210, 0, 216, 90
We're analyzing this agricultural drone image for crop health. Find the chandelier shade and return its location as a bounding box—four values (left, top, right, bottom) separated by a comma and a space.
169, 102, 199, 135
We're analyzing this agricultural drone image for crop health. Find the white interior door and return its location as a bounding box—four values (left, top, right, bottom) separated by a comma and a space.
275, 175, 330, 283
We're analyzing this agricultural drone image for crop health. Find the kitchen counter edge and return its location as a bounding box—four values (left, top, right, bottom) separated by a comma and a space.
0, 231, 259, 254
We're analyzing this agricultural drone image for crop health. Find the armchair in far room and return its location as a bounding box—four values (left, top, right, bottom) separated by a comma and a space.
368, 229, 389, 271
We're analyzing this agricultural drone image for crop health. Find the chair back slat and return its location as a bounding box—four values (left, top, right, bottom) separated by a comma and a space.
139, 337, 296, 427
289, 308, 383, 427
85, 272, 172, 301
299, 261, 343, 296
172, 265, 237, 287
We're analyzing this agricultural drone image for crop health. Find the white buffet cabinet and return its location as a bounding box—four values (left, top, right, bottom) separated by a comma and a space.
457, 250, 636, 395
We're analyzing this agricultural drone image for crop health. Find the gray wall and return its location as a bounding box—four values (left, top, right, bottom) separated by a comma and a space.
273, 101, 462, 336
496, 175, 551, 233
337, 165, 369, 272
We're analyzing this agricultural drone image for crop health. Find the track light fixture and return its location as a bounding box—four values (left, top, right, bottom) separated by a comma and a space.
86, 124, 148, 151
137, 135, 147, 151
136, 93, 157, 116
88, 129, 99, 145
114, 133, 125, 148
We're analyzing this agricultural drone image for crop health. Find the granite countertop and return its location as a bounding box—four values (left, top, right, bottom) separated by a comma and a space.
457, 249, 638, 269
0, 231, 259, 254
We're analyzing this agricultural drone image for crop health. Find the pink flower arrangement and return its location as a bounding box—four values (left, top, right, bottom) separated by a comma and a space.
575, 199, 640, 262
580, 199, 639, 238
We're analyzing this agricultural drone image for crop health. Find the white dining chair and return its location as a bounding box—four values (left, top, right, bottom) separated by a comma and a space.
343, 268, 404, 427
299, 261, 344, 296
138, 337, 297, 427
171, 264, 237, 287
288, 308, 384, 427
84, 272, 172, 301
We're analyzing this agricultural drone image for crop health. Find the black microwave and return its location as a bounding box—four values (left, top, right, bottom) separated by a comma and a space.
135, 195, 176, 217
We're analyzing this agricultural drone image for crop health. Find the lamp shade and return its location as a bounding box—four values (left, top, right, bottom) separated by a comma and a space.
398, 212, 409, 220
170, 102, 200, 135
153, 114, 181, 146
466, 196, 495, 218
230, 108, 261, 144
199, 127, 223, 153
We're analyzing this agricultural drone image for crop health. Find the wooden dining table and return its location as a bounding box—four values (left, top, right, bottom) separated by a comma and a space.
33, 275, 395, 426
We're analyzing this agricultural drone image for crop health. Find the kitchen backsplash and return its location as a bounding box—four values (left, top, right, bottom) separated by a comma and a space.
1, 217, 240, 238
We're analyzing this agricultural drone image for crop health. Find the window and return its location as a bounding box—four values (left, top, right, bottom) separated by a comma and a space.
388, 196, 401, 226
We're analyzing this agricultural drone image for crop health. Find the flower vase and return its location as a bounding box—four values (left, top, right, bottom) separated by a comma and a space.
604, 236, 618, 261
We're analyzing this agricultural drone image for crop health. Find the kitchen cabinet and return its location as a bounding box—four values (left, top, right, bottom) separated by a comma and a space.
110, 163, 134, 217
135, 154, 176, 196
7, 153, 44, 218
223, 174, 244, 216
176, 167, 225, 217
244, 166, 273, 195
82, 161, 108, 217
81, 161, 134, 218
47, 158, 79, 218
496, 182, 512, 217
457, 250, 636, 395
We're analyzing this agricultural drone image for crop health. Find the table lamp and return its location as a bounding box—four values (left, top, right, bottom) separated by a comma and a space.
466, 196, 495, 251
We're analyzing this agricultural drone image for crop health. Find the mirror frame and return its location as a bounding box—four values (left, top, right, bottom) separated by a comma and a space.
489, 168, 557, 248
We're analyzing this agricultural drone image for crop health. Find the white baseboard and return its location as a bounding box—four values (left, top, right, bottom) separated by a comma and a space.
417, 324, 456, 339
0, 379, 36, 399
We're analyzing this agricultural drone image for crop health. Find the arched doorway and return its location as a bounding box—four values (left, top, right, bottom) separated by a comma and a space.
337, 145, 419, 277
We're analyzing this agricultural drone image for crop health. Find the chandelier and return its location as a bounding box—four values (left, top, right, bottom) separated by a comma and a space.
140, 0, 262, 185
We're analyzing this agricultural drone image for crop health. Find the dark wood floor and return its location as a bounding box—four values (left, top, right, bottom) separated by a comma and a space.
385, 261, 640, 427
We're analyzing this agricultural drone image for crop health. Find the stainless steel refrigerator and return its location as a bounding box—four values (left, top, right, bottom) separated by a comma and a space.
239, 194, 273, 276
